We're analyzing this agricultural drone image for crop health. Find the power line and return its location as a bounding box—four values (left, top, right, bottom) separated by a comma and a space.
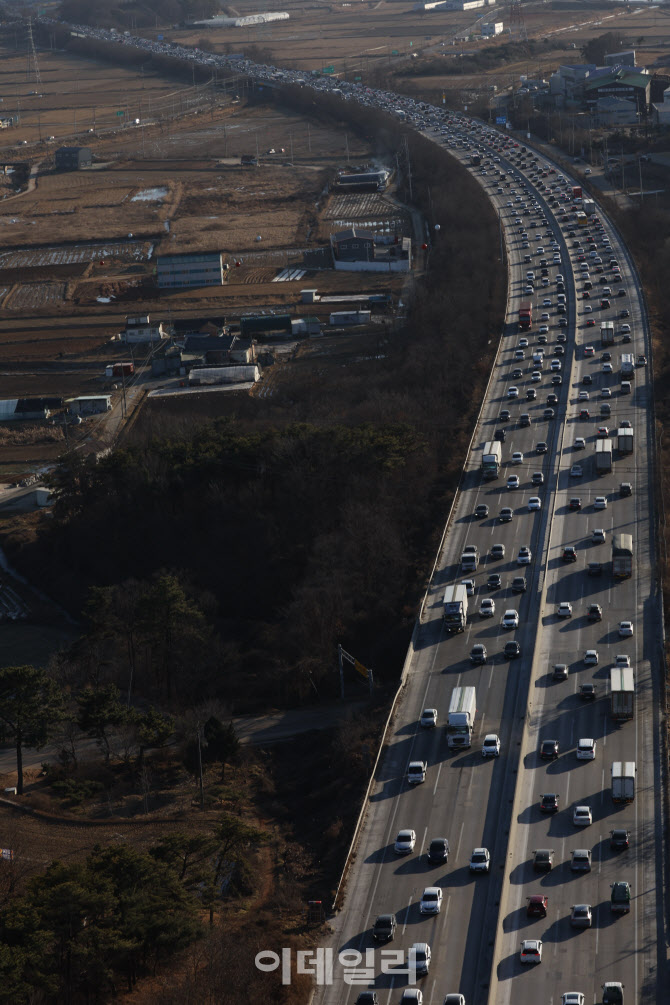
26, 19, 42, 86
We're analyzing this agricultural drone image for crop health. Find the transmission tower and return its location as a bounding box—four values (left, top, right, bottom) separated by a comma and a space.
27, 19, 42, 86
509, 2, 528, 42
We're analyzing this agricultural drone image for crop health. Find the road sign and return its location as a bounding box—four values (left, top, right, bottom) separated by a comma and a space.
391, 50, 399, 55
157, 34, 163, 40
322, 65, 335, 74
116, 110, 124, 117
354, 76, 362, 81
496, 116, 507, 125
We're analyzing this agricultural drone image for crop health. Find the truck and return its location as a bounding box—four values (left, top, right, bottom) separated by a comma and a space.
443, 584, 468, 633
612, 533, 633, 578
482, 440, 502, 479
447, 686, 476, 749
407, 760, 427, 784
617, 426, 634, 455
620, 353, 635, 379
582, 196, 596, 217
572, 184, 583, 201
611, 761, 636, 803
518, 301, 532, 330
610, 667, 635, 720
470, 152, 481, 166
601, 321, 615, 347
595, 438, 613, 475
461, 545, 479, 572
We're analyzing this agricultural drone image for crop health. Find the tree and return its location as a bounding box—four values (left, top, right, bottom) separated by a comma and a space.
137, 574, 208, 701
581, 31, 625, 65
135, 706, 174, 766
77, 684, 129, 764
202, 717, 240, 780
0, 666, 65, 795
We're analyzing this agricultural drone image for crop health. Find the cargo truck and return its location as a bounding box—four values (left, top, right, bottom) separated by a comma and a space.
482, 440, 502, 479
461, 545, 479, 572
595, 438, 613, 475
572, 185, 583, 201
617, 427, 634, 455
470, 153, 481, 166
601, 321, 615, 347
612, 533, 633, 578
610, 667, 634, 720
446, 686, 476, 749
582, 196, 595, 217
611, 761, 635, 803
518, 301, 532, 330
620, 353, 635, 379
443, 584, 468, 633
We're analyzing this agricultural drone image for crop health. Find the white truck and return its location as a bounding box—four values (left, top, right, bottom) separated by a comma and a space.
617, 426, 634, 455
461, 545, 479, 572
611, 761, 636, 803
446, 686, 476, 749
443, 584, 468, 633
595, 438, 613, 475
610, 668, 634, 720
481, 440, 502, 480
620, 353, 635, 379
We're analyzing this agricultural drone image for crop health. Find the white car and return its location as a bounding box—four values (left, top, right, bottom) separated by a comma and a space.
542, 298, 552, 307
557, 602, 572, 618
531, 371, 541, 382
576, 738, 596, 760
539, 324, 549, 334
561, 995, 585, 1005
614, 654, 631, 668
502, 610, 519, 629
574, 437, 585, 449
550, 359, 561, 371
419, 887, 443, 914
540, 312, 550, 321
420, 708, 438, 728
512, 451, 523, 464
395, 829, 417, 854
520, 939, 543, 964
619, 620, 634, 637
601, 387, 612, 397
517, 546, 532, 564
482, 734, 500, 757
592, 528, 606, 542
479, 598, 495, 618
570, 464, 583, 477
461, 579, 474, 596
469, 847, 490, 873
578, 390, 590, 401
507, 475, 520, 489
399, 991, 423, 1005
573, 805, 592, 826
528, 497, 541, 511
508, 386, 519, 398
584, 649, 599, 665
584, 305, 592, 313
594, 496, 608, 510
603, 362, 613, 373
519, 337, 529, 347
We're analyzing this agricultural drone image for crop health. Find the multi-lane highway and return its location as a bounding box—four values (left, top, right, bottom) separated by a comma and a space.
320, 122, 661, 1005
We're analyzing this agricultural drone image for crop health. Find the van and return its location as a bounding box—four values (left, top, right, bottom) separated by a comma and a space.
621, 381, 631, 394
515, 349, 525, 360
532, 353, 544, 369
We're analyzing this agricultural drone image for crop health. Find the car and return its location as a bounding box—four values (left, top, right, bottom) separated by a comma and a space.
511, 576, 527, 593
592, 528, 607, 544
584, 304, 592, 313
578, 391, 590, 401
553, 662, 568, 681
573, 805, 593, 826
620, 419, 632, 427
427, 837, 449, 865
579, 409, 590, 419
614, 654, 631, 670
507, 475, 521, 491
526, 894, 548, 917
530, 370, 541, 383
419, 887, 443, 914
542, 297, 552, 307
620, 308, 630, 318
373, 914, 397, 942
399, 991, 423, 1005
543, 407, 555, 420
519, 411, 531, 426
540, 312, 550, 322
475, 504, 489, 518
531, 471, 544, 486
356, 994, 379, 1005
486, 573, 502, 590
470, 643, 487, 665
540, 792, 559, 813
586, 318, 595, 327
584, 345, 595, 356
408, 943, 431, 976
469, 847, 490, 873
539, 324, 549, 335
420, 708, 438, 728
637, 354, 647, 367
620, 481, 633, 497
395, 829, 417, 854
502, 609, 519, 629
518, 337, 529, 347
597, 425, 609, 437
520, 939, 543, 964
408, 760, 427, 784
499, 409, 511, 421
573, 437, 586, 451
570, 463, 583, 478
561, 996, 585, 1005
610, 828, 630, 851
563, 546, 577, 562
442, 996, 464, 1005
528, 497, 541, 511
462, 580, 474, 596
576, 738, 596, 760
603, 351, 612, 361
517, 546, 532, 564
533, 848, 554, 872
619, 620, 634, 637
536, 441, 548, 454
584, 649, 599, 666
594, 495, 607, 509
504, 641, 521, 659
557, 602, 572, 618
482, 733, 500, 757
602, 983, 625, 1005
479, 598, 495, 618
555, 339, 566, 349
587, 603, 603, 621
601, 386, 612, 397
551, 374, 562, 386
558, 317, 568, 327
571, 904, 593, 928
498, 507, 513, 524
494, 428, 506, 442
512, 367, 523, 379
610, 881, 631, 914
511, 451, 523, 465
579, 683, 597, 702
540, 739, 559, 760
620, 323, 631, 334
571, 848, 592, 871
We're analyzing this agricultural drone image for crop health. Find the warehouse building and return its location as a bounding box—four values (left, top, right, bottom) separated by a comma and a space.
67, 395, 112, 415
55, 146, 92, 170
0, 398, 53, 421
156, 251, 225, 289
584, 68, 650, 116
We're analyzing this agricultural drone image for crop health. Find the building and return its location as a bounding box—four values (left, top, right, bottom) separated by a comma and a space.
331, 228, 376, 262
188, 366, 259, 386
0, 398, 53, 421
67, 395, 112, 415
594, 96, 640, 127
156, 251, 225, 289
54, 146, 92, 170
584, 68, 650, 116
331, 228, 411, 273
605, 50, 635, 68
652, 85, 670, 125
481, 22, 503, 36
191, 12, 289, 27
183, 334, 255, 364
333, 169, 390, 192
239, 314, 292, 337
121, 315, 169, 343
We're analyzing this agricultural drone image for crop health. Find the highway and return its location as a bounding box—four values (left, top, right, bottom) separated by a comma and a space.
319, 124, 661, 1005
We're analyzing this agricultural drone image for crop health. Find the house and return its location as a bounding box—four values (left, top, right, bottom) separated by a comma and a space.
54, 146, 92, 170
183, 335, 255, 365
331, 228, 376, 262
170, 317, 230, 340
156, 251, 225, 289
331, 229, 411, 273
67, 395, 112, 415
121, 315, 169, 343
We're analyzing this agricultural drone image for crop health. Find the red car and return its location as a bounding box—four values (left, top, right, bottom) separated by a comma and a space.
598, 426, 609, 438
586, 319, 595, 326
579, 409, 590, 419
527, 895, 548, 918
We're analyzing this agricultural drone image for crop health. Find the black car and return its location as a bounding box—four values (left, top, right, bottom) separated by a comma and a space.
588, 561, 603, 576
511, 576, 527, 593
487, 573, 502, 590
540, 739, 559, 760
602, 351, 612, 361
563, 546, 577, 561
495, 428, 506, 441
579, 683, 597, 700
372, 914, 397, 943
620, 308, 630, 318
536, 441, 548, 453
474, 504, 489, 519
610, 828, 630, 851
569, 498, 582, 511
356, 994, 379, 1005
500, 409, 511, 422
583, 374, 593, 385
427, 837, 449, 864
619, 482, 633, 497
470, 644, 487, 665
533, 849, 554, 873
504, 641, 521, 659
540, 793, 559, 813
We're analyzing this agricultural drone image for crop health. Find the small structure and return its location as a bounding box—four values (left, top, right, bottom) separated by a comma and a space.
605, 50, 635, 68
121, 315, 169, 343
0, 398, 53, 421
183, 334, 255, 364
329, 310, 372, 326
156, 251, 225, 289
331, 227, 376, 262
291, 317, 322, 336
300, 289, 320, 303
333, 169, 390, 192
481, 21, 503, 36
67, 395, 112, 415
331, 228, 411, 273
239, 314, 292, 337
54, 146, 92, 170
188, 366, 259, 386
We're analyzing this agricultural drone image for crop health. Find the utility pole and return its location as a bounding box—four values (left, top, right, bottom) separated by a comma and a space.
345, 132, 350, 162
638, 157, 643, 203
307, 122, 311, 154
290, 129, 293, 166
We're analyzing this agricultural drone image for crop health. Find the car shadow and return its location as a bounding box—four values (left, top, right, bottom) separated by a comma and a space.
502, 906, 544, 933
